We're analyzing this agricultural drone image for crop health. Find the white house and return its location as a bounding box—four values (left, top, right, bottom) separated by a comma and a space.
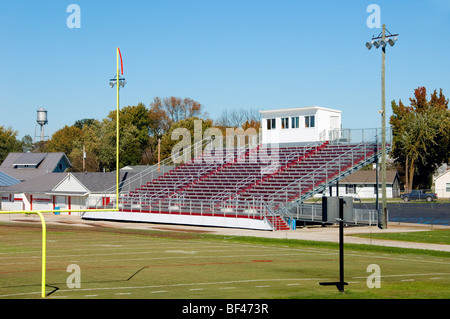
318, 170, 400, 199
0, 171, 139, 212
259, 106, 341, 144
434, 169, 450, 199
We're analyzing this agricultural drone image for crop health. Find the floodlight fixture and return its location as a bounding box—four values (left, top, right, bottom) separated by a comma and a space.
109, 76, 126, 89
387, 36, 397, 47
366, 41, 373, 50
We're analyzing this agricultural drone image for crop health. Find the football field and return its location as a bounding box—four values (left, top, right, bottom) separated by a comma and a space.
0, 221, 449, 300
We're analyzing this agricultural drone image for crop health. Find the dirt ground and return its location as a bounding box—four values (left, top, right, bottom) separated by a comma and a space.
1, 212, 449, 252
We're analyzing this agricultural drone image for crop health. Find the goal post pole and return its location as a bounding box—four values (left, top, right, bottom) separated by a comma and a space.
0, 208, 120, 298
0, 211, 47, 298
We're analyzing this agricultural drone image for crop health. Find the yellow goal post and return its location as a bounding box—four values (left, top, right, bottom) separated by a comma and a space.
0, 208, 117, 298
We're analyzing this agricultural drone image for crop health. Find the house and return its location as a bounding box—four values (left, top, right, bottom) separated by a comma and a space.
0, 173, 67, 211
319, 170, 400, 199
0, 170, 139, 212
0, 152, 71, 182
259, 106, 342, 144
434, 169, 450, 199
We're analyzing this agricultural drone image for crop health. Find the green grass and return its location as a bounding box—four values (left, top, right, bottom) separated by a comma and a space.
0, 222, 449, 299
351, 229, 450, 245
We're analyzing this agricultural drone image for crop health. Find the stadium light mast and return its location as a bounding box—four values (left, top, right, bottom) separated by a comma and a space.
109, 47, 126, 208
366, 25, 398, 229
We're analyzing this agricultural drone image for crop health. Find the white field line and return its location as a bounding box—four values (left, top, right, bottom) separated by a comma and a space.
0, 278, 321, 298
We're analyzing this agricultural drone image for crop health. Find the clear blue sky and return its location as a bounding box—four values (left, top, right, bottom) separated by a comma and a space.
1, 0, 449, 139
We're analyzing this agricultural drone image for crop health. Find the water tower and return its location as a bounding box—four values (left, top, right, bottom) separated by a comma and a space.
34, 107, 48, 142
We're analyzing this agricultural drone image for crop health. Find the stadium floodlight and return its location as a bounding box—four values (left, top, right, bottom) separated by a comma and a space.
366, 41, 373, 50
366, 25, 398, 230
388, 36, 397, 47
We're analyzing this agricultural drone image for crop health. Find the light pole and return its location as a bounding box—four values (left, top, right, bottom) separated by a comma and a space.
366, 25, 398, 229
109, 47, 126, 209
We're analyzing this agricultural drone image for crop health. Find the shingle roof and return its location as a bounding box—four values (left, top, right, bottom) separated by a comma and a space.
0, 153, 71, 181
69, 171, 139, 193
339, 170, 399, 185
0, 173, 66, 193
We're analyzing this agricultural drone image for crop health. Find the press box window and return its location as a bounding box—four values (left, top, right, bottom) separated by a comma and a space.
305, 115, 315, 128
291, 117, 299, 128
281, 117, 289, 129
266, 118, 276, 130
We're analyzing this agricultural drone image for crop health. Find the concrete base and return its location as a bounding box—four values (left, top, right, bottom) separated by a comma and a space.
81, 211, 274, 231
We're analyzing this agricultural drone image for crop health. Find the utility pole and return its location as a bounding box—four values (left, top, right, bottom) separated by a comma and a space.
367, 24, 398, 229
381, 24, 387, 229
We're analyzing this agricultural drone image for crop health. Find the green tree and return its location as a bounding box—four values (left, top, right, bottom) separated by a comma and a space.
390, 87, 450, 190
0, 126, 22, 164
100, 103, 151, 170
69, 120, 102, 172
159, 117, 213, 164
47, 125, 83, 155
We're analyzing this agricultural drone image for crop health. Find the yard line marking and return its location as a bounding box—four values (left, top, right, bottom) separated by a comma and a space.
115, 292, 132, 295
401, 279, 415, 282
254, 285, 270, 288
85, 294, 98, 297
151, 290, 168, 293
189, 288, 204, 291
287, 283, 301, 286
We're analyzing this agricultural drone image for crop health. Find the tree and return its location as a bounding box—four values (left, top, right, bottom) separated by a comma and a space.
100, 103, 152, 170
69, 120, 102, 172
151, 96, 207, 125
46, 125, 83, 155
146, 97, 209, 165
159, 117, 213, 163
390, 87, 450, 190
215, 108, 260, 129
0, 126, 22, 164
21, 135, 34, 153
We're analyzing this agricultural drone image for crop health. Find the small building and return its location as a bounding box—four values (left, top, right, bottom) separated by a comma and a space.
0, 173, 66, 211
259, 106, 342, 144
0, 152, 71, 182
320, 170, 400, 199
0, 170, 139, 212
434, 169, 450, 199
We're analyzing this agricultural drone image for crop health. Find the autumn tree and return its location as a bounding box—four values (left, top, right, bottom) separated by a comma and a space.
146, 97, 208, 165
390, 87, 450, 190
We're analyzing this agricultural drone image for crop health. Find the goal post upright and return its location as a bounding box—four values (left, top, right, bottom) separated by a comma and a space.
0, 211, 47, 298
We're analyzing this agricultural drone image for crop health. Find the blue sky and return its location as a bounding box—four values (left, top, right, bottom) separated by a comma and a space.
1, 0, 449, 139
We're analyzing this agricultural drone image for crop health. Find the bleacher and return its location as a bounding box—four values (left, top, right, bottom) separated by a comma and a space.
118, 136, 379, 230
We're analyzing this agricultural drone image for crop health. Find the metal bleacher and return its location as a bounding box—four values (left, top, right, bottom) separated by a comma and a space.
101, 128, 390, 230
